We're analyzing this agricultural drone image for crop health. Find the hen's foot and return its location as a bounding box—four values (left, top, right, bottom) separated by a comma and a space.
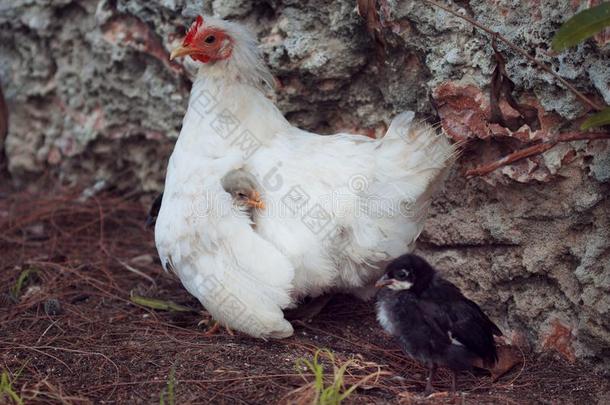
198, 317, 234, 336
284, 294, 334, 321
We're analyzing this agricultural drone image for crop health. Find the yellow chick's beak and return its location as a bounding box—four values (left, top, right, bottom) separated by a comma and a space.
246, 191, 265, 210
170, 45, 194, 60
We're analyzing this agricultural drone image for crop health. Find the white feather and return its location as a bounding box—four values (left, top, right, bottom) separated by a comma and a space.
388, 281, 414, 291
376, 299, 398, 336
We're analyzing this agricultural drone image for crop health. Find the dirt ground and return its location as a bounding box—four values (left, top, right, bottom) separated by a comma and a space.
1, 186, 608, 404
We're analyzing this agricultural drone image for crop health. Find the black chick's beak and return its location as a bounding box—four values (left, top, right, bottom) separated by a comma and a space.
375, 274, 393, 289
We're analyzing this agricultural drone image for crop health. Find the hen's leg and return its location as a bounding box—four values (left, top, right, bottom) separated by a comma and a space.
451, 370, 458, 393
284, 294, 334, 321
425, 363, 437, 395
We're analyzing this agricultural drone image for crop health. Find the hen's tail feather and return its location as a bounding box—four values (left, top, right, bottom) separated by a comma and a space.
384, 111, 415, 139
379, 112, 459, 200
383, 113, 459, 164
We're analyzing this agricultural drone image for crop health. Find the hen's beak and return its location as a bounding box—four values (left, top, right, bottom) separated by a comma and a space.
246, 191, 265, 210
170, 45, 194, 60
375, 275, 393, 289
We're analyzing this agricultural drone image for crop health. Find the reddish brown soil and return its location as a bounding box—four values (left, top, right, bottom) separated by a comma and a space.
1, 188, 608, 404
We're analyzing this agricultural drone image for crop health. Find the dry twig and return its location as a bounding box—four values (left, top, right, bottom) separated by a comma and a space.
466, 131, 610, 177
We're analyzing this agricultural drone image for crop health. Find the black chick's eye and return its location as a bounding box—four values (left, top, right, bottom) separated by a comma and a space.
204, 35, 216, 44
397, 269, 410, 280
237, 192, 247, 199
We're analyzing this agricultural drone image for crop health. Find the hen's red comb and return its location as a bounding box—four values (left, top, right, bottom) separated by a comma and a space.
184, 15, 204, 45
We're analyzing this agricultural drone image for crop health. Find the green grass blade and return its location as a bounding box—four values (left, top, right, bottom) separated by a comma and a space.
167, 367, 175, 405
159, 366, 176, 405
295, 349, 362, 405
581, 107, 610, 130
12, 360, 29, 381
130, 294, 194, 312
6, 390, 23, 405
551, 2, 610, 52
10, 268, 37, 300
0, 370, 24, 405
334, 362, 353, 401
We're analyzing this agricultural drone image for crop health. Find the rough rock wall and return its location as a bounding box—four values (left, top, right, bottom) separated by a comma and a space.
1, 0, 608, 367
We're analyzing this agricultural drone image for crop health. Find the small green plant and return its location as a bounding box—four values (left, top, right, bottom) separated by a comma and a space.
0, 362, 28, 405
10, 268, 38, 301
159, 366, 176, 405
295, 349, 360, 405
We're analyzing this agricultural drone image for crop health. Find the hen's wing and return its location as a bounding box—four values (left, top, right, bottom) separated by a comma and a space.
155, 157, 295, 339
246, 130, 385, 296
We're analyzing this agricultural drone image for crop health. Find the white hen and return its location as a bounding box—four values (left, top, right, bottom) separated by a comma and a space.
155, 15, 456, 339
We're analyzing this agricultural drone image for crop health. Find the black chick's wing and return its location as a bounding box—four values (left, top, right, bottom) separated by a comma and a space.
433, 279, 502, 366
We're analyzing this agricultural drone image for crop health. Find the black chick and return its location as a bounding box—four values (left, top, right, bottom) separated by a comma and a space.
145, 192, 163, 228
375, 254, 502, 394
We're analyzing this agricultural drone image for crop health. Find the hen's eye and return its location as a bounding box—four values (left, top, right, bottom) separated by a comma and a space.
204, 35, 216, 44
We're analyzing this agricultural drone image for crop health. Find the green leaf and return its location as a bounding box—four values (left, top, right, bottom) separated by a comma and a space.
581, 107, 610, 130
130, 294, 194, 312
551, 2, 610, 52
